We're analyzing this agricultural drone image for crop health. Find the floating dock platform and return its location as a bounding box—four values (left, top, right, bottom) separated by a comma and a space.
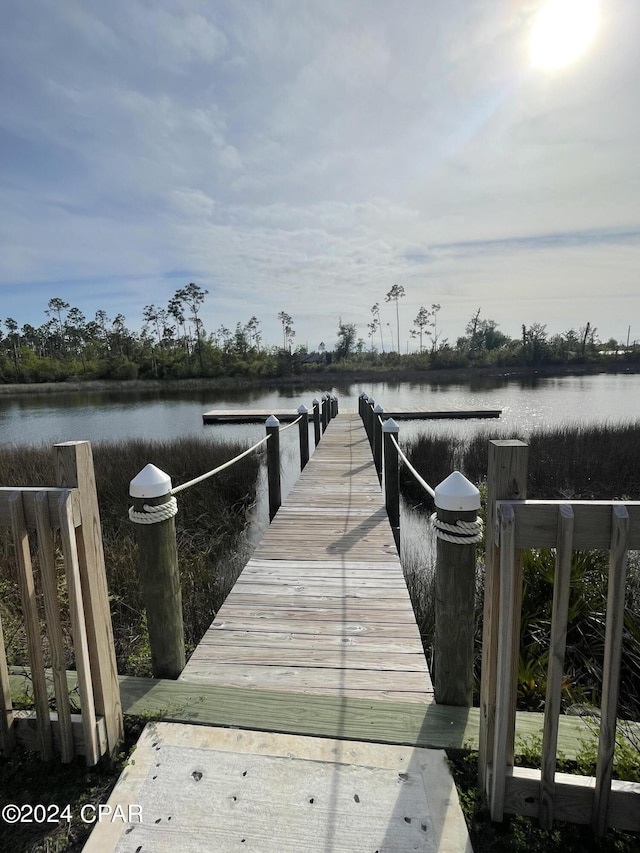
203, 406, 501, 424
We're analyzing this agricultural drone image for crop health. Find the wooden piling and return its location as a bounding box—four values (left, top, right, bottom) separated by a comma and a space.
373, 404, 383, 483
297, 405, 309, 470
312, 399, 321, 446
382, 419, 400, 549
266, 415, 281, 520
433, 472, 480, 707
129, 464, 185, 680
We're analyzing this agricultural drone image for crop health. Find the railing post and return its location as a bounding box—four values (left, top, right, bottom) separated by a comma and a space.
129, 463, 185, 680
297, 405, 309, 470
321, 395, 328, 432
266, 415, 281, 520
358, 392, 367, 420
373, 404, 384, 483
382, 418, 400, 550
366, 397, 374, 447
478, 440, 528, 791
312, 398, 321, 446
55, 440, 124, 754
333, 395, 339, 416
433, 471, 481, 707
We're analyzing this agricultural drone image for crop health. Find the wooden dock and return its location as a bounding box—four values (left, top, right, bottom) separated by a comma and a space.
203, 406, 500, 423
182, 413, 432, 702
84, 414, 472, 851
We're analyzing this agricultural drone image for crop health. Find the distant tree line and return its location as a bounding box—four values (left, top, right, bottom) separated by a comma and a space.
1, 283, 637, 385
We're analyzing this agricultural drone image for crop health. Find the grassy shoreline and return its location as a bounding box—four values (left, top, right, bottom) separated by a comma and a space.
1, 360, 639, 397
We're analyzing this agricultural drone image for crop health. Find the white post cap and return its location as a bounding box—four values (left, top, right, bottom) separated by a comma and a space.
373, 404, 384, 414
368, 398, 375, 407
312, 398, 319, 405
435, 471, 480, 511
266, 414, 280, 427
297, 404, 308, 414
129, 463, 172, 498
382, 417, 399, 433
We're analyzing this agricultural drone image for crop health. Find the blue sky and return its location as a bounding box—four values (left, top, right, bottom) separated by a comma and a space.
1, 0, 639, 351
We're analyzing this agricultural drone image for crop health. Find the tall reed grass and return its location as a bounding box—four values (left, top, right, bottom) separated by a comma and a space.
0, 436, 260, 676
402, 421, 640, 719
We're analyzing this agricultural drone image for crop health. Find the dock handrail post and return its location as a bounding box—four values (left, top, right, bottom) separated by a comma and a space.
360, 394, 369, 433
321, 395, 328, 432
266, 415, 282, 521
366, 397, 374, 446
312, 399, 321, 446
382, 418, 400, 550
433, 472, 480, 707
333, 395, 339, 416
478, 440, 529, 790
129, 464, 185, 679
373, 404, 384, 483
358, 392, 367, 420
297, 405, 309, 470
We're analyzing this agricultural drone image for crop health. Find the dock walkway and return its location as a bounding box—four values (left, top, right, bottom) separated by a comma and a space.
181, 413, 433, 702
85, 414, 472, 852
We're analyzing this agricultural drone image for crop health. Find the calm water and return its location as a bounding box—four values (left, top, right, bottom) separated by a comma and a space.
2, 373, 638, 563
1, 372, 639, 448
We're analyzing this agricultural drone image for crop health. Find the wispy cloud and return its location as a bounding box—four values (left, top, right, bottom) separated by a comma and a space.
1, 0, 639, 346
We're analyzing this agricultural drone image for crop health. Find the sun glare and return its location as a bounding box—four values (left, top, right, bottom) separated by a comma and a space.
530, 0, 600, 70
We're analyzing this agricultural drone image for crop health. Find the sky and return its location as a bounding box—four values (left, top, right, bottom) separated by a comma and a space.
1, 0, 639, 351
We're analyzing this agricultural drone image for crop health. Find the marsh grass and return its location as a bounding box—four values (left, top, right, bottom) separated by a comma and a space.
0, 436, 260, 677
402, 422, 640, 721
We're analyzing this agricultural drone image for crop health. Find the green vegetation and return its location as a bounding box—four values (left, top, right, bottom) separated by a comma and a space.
0, 435, 260, 676
0, 715, 149, 852
403, 421, 640, 720
448, 743, 640, 853
403, 421, 640, 849
2, 291, 639, 385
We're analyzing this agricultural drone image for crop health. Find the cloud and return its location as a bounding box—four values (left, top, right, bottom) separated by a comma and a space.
1, 0, 639, 348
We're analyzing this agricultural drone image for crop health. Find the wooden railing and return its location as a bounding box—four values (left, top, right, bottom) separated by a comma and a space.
0, 442, 123, 765
480, 489, 640, 833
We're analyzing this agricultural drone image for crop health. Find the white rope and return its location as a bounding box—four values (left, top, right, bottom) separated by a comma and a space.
170, 435, 269, 496
278, 414, 304, 432
389, 434, 436, 499
129, 497, 178, 525
430, 513, 484, 544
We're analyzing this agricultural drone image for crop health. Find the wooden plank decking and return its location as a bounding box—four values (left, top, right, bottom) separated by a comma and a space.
181, 413, 433, 703
84, 413, 474, 851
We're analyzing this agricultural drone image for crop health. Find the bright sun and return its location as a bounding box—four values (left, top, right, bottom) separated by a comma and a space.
530, 0, 600, 70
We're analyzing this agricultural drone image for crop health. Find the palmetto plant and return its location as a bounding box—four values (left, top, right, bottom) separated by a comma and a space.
517, 548, 640, 719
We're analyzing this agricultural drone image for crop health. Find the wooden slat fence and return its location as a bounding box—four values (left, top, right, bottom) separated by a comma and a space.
0, 442, 123, 765
481, 496, 640, 833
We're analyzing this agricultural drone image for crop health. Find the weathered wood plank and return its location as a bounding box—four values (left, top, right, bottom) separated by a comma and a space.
0, 488, 81, 529
496, 766, 640, 833
182, 413, 432, 699
11, 668, 640, 759
186, 646, 430, 672
9, 492, 53, 760
503, 500, 640, 549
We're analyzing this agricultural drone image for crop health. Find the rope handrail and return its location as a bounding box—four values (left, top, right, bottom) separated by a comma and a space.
278, 414, 303, 432
170, 434, 270, 496
389, 433, 436, 499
